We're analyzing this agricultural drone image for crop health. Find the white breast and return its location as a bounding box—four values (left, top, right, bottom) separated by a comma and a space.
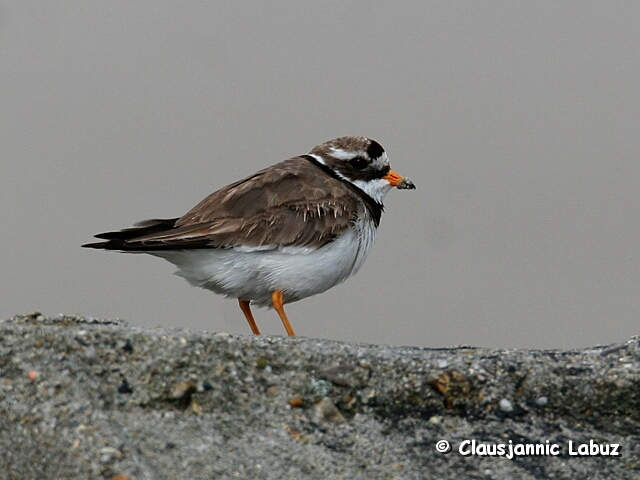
152, 213, 378, 308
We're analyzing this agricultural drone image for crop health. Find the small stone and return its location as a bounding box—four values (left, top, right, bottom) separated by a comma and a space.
170, 381, 196, 407
288, 395, 304, 408
100, 446, 122, 463
428, 371, 471, 409
118, 378, 133, 394
428, 415, 443, 425
312, 397, 345, 424
499, 398, 513, 412
190, 400, 203, 415
322, 365, 355, 387
256, 357, 268, 369
308, 379, 333, 398
535, 396, 548, 406
360, 388, 376, 405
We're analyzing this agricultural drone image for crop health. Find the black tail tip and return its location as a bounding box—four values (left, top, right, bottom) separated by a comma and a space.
82, 242, 103, 249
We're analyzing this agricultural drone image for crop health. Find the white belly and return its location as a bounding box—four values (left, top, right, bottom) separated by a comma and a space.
151, 219, 377, 308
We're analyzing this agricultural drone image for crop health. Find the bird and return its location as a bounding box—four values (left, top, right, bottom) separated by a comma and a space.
83, 136, 415, 336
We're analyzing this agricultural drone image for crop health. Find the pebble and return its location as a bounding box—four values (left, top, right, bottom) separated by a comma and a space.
99, 447, 122, 463
312, 397, 346, 424
308, 379, 333, 398
499, 398, 514, 412
288, 395, 303, 408
535, 396, 548, 406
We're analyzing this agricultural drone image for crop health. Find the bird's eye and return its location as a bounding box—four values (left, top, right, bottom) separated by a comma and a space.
351, 156, 368, 170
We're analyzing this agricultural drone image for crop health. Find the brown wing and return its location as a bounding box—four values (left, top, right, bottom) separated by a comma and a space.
88, 157, 364, 251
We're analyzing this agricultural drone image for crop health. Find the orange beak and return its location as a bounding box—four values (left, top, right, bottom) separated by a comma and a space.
383, 170, 416, 190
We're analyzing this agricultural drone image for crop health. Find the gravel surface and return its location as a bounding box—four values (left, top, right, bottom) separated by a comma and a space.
1, 313, 639, 479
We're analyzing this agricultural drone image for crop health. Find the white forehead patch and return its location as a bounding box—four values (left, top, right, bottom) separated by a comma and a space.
372, 152, 390, 169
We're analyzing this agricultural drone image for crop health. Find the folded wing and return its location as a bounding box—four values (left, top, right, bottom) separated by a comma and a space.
82, 157, 362, 252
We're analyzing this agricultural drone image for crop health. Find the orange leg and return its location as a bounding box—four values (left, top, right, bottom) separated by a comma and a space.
272, 290, 296, 337
238, 299, 261, 335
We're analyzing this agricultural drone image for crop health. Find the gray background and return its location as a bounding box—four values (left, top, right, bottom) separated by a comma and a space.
2, 2, 639, 349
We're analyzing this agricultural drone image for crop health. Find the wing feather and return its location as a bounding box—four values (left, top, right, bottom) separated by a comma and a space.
85, 157, 363, 251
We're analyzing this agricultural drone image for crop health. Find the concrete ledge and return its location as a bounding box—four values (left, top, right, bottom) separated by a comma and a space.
1, 313, 639, 479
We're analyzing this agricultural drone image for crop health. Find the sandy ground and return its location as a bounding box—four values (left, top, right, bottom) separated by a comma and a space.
1, 313, 638, 479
